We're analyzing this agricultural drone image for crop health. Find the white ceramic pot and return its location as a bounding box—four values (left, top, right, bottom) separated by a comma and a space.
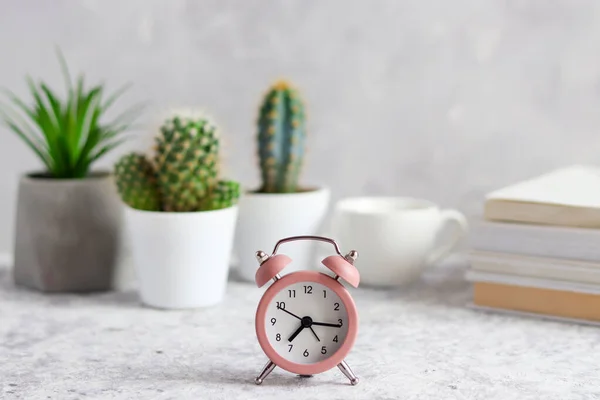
234, 187, 330, 282
125, 205, 238, 309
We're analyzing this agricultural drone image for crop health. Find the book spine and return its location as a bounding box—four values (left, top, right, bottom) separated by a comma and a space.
465, 270, 600, 294
469, 257, 600, 285
468, 222, 600, 262
467, 304, 600, 327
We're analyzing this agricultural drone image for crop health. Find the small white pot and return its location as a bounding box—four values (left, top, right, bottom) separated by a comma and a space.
125, 205, 238, 309
234, 187, 330, 282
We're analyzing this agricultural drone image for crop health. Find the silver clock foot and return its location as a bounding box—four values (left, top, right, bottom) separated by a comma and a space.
337, 360, 359, 385
255, 360, 276, 385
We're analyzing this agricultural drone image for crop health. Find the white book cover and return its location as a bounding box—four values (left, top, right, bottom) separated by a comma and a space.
468, 218, 600, 262
465, 269, 600, 295
469, 250, 600, 285
484, 164, 600, 228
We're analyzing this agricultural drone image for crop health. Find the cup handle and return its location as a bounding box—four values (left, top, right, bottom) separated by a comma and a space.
425, 209, 468, 266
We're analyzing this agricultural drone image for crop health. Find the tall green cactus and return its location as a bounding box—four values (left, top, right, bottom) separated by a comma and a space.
114, 153, 161, 211
113, 112, 240, 212
257, 80, 306, 193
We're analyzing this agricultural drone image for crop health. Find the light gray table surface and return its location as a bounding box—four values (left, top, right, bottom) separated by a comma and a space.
1, 259, 599, 400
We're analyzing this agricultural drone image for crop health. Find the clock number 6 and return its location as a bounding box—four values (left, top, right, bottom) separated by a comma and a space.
303, 349, 309, 357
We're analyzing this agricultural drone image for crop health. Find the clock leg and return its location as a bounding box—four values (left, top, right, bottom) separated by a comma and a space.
255, 360, 276, 385
337, 360, 359, 385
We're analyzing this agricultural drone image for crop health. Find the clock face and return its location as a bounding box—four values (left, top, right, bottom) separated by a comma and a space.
264, 281, 350, 364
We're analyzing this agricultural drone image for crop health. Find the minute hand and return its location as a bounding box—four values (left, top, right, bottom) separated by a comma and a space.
312, 321, 342, 328
277, 306, 301, 320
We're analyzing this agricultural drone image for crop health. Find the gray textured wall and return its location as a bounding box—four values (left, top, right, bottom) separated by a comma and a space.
1, 0, 599, 255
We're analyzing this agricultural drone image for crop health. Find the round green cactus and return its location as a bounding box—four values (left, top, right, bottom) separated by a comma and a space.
114, 152, 161, 211
113, 112, 240, 212
154, 116, 220, 212
203, 180, 241, 211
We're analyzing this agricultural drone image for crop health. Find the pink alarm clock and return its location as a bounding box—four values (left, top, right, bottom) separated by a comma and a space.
253, 235, 360, 386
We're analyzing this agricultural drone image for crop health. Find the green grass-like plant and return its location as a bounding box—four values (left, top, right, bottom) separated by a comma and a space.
0, 49, 144, 178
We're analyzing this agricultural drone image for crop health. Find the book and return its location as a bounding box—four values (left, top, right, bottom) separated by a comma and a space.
468, 218, 600, 262
469, 250, 600, 284
484, 165, 600, 228
465, 269, 600, 294
471, 281, 600, 322
467, 304, 600, 327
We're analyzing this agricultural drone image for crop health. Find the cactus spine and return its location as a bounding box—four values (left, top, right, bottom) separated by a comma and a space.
257, 80, 306, 193
113, 112, 240, 212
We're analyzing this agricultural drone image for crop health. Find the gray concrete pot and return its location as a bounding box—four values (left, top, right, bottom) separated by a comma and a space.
13, 171, 122, 292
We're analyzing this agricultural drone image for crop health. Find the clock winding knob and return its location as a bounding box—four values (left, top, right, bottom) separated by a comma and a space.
344, 250, 359, 264
255, 251, 269, 265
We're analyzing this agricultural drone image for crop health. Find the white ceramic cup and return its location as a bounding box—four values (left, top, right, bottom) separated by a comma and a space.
329, 197, 468, 287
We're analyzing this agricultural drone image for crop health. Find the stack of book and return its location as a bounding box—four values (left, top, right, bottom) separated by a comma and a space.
466, 165, 600, 324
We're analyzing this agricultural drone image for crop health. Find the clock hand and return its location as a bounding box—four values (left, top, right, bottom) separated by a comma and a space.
309, 326, 320, 342
277, 306, 301, 320
311, 321, 342, 328
288, 324, 305, 342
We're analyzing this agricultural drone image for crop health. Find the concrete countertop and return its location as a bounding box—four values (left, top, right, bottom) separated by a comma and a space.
1, 261, 598, 400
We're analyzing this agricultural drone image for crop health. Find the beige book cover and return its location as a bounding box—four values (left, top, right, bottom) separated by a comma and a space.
484, 165, 600, 228
472, 281, 600, 322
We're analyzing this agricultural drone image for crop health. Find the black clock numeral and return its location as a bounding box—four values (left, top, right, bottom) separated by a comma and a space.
288, 344, 293, 352
304, 285, 313, 294
323, 290, 327, 298
333, 335, 338, 343
276, 333, 281, 341
338, 319, 343, 327
288, 289, 296, 298
334, 302, 340, 311
276, 301, 285, 310
303, 349, 309, 357
321, 346, 327, 354
270, 318, 276, 326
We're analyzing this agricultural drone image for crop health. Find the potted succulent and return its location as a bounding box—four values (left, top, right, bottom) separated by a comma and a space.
234, 80, 330, 282
0, 51, 142, 292
114, 111, 240, 309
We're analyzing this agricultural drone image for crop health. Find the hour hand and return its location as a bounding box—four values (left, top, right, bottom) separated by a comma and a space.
288, 325, 305, 342
312, 321, 342, 328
